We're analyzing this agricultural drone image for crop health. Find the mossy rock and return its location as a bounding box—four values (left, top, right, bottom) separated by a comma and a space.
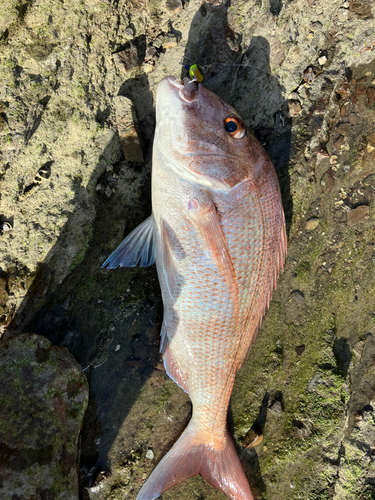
0, 334, 88, 498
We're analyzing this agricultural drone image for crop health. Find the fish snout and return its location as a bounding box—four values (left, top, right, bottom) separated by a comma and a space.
181, 78, 199, 103
162, 76, 199, 105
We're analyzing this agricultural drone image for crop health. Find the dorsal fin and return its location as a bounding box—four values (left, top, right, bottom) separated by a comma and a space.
101, 215, 155, 269
259, 211, 287, 324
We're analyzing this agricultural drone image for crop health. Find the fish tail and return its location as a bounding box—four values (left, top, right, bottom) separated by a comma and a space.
136, 421, 254, 500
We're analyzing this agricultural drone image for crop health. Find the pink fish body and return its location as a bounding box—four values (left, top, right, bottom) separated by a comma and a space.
102, 77, 286, 499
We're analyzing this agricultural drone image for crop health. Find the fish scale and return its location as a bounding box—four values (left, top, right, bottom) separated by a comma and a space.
102, 76, 286, 500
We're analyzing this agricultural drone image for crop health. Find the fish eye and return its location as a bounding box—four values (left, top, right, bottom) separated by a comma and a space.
224, 117, 246, 139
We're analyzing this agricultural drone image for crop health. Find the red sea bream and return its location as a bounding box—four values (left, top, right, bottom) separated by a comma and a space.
102, 76, 287, 500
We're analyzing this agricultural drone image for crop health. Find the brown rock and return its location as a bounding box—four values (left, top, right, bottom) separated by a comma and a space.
367, 87, 375, 106
336, 81, 351, 98
288, 99, 302, 116
355, 77, 368, 96
114, 96, 144, 163
113, 44, 140, 75
320, 170, 335, 193
349, 0, 372, 18
166, 0, 183, 16
347, 205, 370, 227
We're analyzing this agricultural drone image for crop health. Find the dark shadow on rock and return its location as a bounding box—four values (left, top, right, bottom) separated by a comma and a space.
241, 448, 267, 499
181, 0, 292, 233
239, 393, 269, 498
4, 72, 161, 490
333, 337, 352, 378
119, 72, 155, 150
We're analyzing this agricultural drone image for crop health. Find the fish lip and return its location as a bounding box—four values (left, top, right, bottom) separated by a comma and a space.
167, 76, 199, 105
167, 76, 183, 90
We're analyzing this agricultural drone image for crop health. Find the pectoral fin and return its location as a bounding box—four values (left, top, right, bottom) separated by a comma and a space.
187, 199, 239, 321
161, 218, 179, 298
101, 215, 155, 268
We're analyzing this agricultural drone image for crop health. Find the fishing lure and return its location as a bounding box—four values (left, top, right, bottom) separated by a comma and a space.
181, 59, 205, 83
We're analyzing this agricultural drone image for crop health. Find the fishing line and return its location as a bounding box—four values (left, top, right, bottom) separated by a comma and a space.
181, 57, 278, 82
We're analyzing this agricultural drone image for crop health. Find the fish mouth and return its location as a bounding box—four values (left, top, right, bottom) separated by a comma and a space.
167, 76, 199, 105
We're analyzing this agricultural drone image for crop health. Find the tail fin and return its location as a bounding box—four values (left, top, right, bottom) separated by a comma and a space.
137, 421, 253, 500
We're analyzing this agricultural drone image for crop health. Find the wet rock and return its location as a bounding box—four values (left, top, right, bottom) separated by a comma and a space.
0, 334, 88, 498
305, 217, 320, 231
114, 96, 144, 163
347, 205, 370, 227
166, 0, 183, 17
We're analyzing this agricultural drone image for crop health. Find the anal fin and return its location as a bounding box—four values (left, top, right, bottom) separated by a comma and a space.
163, 341, 189, 394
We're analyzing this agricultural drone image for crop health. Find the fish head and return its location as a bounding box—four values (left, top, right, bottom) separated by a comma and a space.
155, 76, 272, 189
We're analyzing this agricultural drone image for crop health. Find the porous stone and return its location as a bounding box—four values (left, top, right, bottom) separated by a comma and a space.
114, 96, 144, 163
0, 334, 88, 499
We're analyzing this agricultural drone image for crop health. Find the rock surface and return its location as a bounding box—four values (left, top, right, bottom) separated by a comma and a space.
0, 0, 375, 499
0, 334, 88, 498
114, 96, 144, 163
